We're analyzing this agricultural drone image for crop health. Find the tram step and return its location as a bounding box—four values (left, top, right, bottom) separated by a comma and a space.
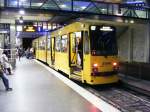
70, 73, 82, 81
73, 71, 82, 75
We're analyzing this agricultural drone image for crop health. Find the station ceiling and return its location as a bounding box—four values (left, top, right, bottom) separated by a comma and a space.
0, 0, 149, 25
0, 0, 123, 24
0, 0, 149, 38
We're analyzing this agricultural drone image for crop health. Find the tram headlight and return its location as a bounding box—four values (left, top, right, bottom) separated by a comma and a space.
92, 63, 99, 75
113, 62, 117, 66
113, 62, 119, 71
93, 63, 98, 67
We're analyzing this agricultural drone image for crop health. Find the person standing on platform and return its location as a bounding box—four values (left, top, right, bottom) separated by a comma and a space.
30, 47, 34, 59
1, 51, 12, 75
0, 61, 12, 91
77, 38, 82, 66
17, 48, 22, 61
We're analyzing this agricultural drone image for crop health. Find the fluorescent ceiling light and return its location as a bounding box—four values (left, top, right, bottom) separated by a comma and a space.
32, 3, 43, 6
13, 1, 18, 5
101, 9, 106, 11
20, 0, 26, 2
19, 20, 23, 23
81, 6, 86, 10
19, 10, 25, 15
130, 20, 134, 24
116, 13, 122, 16
60, 4, 67, 8
126, 1, 144, 4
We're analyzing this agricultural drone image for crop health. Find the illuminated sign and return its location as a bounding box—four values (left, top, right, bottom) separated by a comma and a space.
24, 26, 36, 32
100, 26, 113, 31
38, 26, 42, 32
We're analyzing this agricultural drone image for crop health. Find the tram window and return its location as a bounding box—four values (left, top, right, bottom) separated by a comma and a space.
61, 35, 68, 52
47, 38, 51, 50
70, 33, 76, 53
39, 41, 43, 50
42, 40, 45, 50
55, 37, 61, 52
90, 26, 118, 56
75, 32, 81, 50
83, 31, 89, 54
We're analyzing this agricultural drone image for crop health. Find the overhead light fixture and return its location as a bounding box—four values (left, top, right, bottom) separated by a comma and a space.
19, 9, 25, 15
20, 0, 26, 2
125, 20, 128, 23
19, 20, 23, 23
60, 4, 67, 8
19, 16, 24, 23
116, 12, 123, 16
101, 9, 106, 11
130, 20, 134, 24
81, 6, 86, 10
14, 1, 18, 5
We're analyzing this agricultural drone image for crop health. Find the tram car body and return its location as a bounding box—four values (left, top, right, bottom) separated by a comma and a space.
33, 22, 119, 85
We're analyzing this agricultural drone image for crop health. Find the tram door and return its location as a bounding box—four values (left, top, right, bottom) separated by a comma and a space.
51, 37, 55, 65
34, 42, 37, 57
47, 37, 51, 65
37, 39, 39, 59
69, 32, 83, 72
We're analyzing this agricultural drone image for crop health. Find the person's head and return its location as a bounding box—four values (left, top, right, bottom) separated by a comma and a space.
2, 50, 7, 55
77, 38, 81, 45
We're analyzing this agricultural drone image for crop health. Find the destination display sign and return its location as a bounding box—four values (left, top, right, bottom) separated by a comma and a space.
23, 25, 36, 32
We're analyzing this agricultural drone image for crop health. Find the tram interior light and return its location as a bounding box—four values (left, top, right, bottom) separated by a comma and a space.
75, 32, 81, 37
91, 26, 96, 30
100, 26, 113, 31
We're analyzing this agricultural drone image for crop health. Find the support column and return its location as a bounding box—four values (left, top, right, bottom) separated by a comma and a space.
146, 0, 150, 62
10, 23, 16, 68
148, 19, 150, 62
146, 0, 150, 6
146, 0, 150, 18
128, 28, 133, 62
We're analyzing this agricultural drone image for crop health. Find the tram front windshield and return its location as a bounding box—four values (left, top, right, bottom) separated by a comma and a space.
90, 26, 118, 56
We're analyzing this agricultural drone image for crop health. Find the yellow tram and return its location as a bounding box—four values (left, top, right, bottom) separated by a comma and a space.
33, 21, 119, 85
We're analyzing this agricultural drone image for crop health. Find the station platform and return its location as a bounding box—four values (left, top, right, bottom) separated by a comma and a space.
119, 74, 150, 96
0, 58, 120, 112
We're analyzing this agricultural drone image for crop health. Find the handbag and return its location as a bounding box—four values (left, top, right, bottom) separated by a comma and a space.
0, 64, 4, 74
